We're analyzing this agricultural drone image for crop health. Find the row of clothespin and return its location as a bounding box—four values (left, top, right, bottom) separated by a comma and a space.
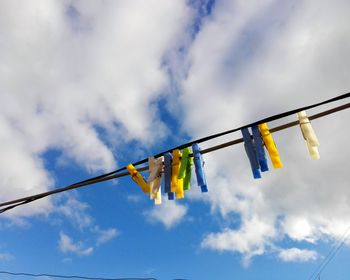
126, 111, 320, 205
126, 143, 208, 205
241, 110, 320, 178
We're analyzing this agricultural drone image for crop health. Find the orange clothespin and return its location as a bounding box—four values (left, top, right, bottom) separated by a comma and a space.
126, 164, 150, 193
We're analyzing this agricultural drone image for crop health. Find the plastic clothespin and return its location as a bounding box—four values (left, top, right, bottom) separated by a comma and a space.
252, 125, 269, 172
164, 153, 175, 200
178, 147, 192, 191
172, 149, 184, 199
183, 157, 193, 191
147, 157, 163, 205
192, 143, 208, 192
297, 110, 320, 160
126, 164, 150, 193
241, 127, 261, 179
258, 123, 283, 168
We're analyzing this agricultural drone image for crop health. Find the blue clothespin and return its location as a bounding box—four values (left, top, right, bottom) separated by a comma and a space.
192, 143, 208, 192
241, 127, 261, 179
164, 152, 175, 200
252, 125, 269, 172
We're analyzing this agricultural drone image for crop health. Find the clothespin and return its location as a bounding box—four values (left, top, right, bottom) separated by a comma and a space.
297, 110, 320, 159
172, 149, 184, 199
178, 147, 192, 190
192, 143, 208, 192
258, 123, 283, 168
241, 127, 261, 179
183, 157, 193, 191
126, 164, 150, 193
164, 152, 175, 200
251, 125, 269, 172
147, 157, 163, 205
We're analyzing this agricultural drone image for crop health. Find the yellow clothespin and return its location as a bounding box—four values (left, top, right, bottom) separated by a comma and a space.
297, 111, 320, 159
126, 164, 150, 193
171, 149, 184, 199
258, 123, 283, 168
147, 157, 163, 205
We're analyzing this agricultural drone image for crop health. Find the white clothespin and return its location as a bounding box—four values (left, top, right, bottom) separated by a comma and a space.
147, 156, 163, 205
297, 111, 320, 159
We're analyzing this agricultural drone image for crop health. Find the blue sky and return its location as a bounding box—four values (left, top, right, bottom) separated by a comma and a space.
0, 1, 350, 279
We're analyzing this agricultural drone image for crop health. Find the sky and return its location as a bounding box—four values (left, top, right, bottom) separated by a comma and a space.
0, 0, 350, 279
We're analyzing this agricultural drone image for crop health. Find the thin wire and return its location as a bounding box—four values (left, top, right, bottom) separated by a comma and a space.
0, 171, 134, 210
0, 99, 349, 214
307, 224, 350, 280
0, 270, 157, 280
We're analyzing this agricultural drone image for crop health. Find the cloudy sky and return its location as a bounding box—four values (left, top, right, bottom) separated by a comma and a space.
0, 0, 350, 279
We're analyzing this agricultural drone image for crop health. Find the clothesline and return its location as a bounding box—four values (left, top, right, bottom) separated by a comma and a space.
0, 92, 349, 213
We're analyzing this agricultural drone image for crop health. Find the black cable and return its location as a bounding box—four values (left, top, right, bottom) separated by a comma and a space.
0, 270, 157, 280
0, 94, 349, 214
0, 172, 128, 210
0, 200, 33, 214
0, 270, 187, 280
0, 168, 149, 213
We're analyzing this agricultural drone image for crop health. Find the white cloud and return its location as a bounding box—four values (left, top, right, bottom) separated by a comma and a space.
0, 117, 53, 219
50, 193, 119, 257
282, 216, 316, 243
201, 216, 276, 266
176, 0, 350, 262
95, 227, 119, 246
58, 232, 93, 256
145, 199, 188, 229
278, 248, 318, 262
55, 194, 119, 251
0, 0, 191, 218
56, 196, 92, 230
